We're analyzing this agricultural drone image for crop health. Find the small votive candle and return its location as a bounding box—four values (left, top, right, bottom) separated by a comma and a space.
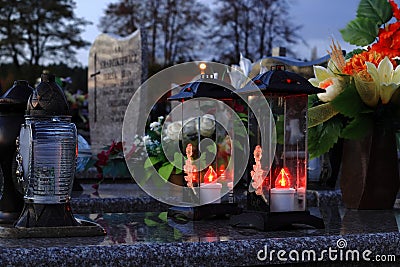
200, 182, 222, 205
270, 188, 295, 212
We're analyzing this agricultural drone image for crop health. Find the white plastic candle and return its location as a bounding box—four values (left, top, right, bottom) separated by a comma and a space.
200, 182, 222, 205
270, 188, 295, 212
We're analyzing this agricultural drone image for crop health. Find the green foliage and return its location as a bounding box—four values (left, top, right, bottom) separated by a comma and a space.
0, 0, 90, 67
144, 218, 159, 227
308, 116, 343, 159
275, 115, 285, 145
330, 78, 370, 117
340, 0, 392, 46
340, 114, 373, 140
340, 17, 379, 46
144, 151, 183, 182
357, 0, 393, 24
158, 212, 168, 222
158, 163, 175, 182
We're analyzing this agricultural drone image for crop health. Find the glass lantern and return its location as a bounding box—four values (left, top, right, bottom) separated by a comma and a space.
236, 65, 325, 230
167, 72, 246, 220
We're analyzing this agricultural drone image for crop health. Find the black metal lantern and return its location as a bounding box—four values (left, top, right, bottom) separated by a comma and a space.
167, 72, 244, 220
234, 65, 325, 230
0, 81, 33, 223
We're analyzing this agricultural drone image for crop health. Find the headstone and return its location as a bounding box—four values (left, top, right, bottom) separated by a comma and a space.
88, 29, 148, 154
272, 47, 286, 57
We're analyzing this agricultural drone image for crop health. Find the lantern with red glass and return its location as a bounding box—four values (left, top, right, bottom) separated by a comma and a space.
236, 65, 324, 230
167, 67, 244, 220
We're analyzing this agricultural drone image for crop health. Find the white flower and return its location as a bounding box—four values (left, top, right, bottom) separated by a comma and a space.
239, 53, 252, 77
228, 53, 253, 89
182, 118, 197, 137
149, 121, 160, 131
166, 121, 182, 141
309, 60, 343, 102
133, 138, 141, 146
143, 135, 152, 145
366, 57, 400, 104
197, 114, 215, 137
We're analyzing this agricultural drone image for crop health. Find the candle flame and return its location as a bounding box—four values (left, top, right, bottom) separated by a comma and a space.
275, 168, 291, 189
204, 166, 217, 183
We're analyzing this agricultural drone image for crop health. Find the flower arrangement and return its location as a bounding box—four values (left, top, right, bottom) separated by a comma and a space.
307, 0, 400, 158
85, 141, 132, 191
143, 115, 218, 182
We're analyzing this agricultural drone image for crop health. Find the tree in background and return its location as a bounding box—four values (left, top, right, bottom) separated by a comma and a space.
211, 0, 303, 64
99, 0, 210, 67
0, 0, 90, 68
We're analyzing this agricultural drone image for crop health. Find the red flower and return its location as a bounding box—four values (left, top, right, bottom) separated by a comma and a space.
114, 141, 123, 152
370, 22, 400, 60
389, 0, 400, 20
96, 150, 109, 166
234, 102, 245, 113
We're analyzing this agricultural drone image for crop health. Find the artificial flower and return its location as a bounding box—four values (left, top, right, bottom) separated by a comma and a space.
166, 121, 182, 141
309, 61, 344, 102
197, 114, 216, 137
182, 118, 197, 137
228, 53, 253, 89
308, 0, 400, 159
366, 56, 400, 104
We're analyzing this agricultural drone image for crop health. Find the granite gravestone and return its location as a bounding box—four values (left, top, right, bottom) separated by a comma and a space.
88, 29, 147, 154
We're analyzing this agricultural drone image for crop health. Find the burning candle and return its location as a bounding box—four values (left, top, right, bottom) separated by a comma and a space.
270, 168, 295, 212
200, 166, 222, 205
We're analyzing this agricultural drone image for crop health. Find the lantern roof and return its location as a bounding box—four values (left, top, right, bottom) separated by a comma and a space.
26, 74, 70, 116
237, 65, 324, 95
168, 76, 235, 101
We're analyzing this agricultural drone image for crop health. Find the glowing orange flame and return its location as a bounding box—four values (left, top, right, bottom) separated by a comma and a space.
204, 166, 217, 183
275, 168, 291, 189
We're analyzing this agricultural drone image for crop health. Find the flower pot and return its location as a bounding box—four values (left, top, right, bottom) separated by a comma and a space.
340, 122, 400, 209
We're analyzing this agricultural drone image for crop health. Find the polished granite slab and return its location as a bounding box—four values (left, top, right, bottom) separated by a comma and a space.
0, 205, 399, 266
0, 182, 399, 266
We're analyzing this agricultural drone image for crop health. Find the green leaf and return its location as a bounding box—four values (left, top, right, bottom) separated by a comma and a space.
340, 17, 379, 46
84, 157, 97, 171
102, 163, 115, 177
308, 94, 319, 108
340, 114, 373, 140
233, 139, 243, 150
174, 228, 182, 240
144, 157, 162, 168
158, 212, 168, 222
237, 112, 248, 118
206, 143, 217, 154
345, 48, 366, 60
331, 79, 368, 118
172, 152, 183, 169
308, 117, 343, 159
158, 163, 174, 181
276, 115, 285, 144
144, 218, 159, 227
357, 0, 392, 25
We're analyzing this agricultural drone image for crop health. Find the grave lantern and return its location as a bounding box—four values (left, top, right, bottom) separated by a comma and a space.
14, 74, 79, 227
235, 65, 325, 230
166, 66, 245, 220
